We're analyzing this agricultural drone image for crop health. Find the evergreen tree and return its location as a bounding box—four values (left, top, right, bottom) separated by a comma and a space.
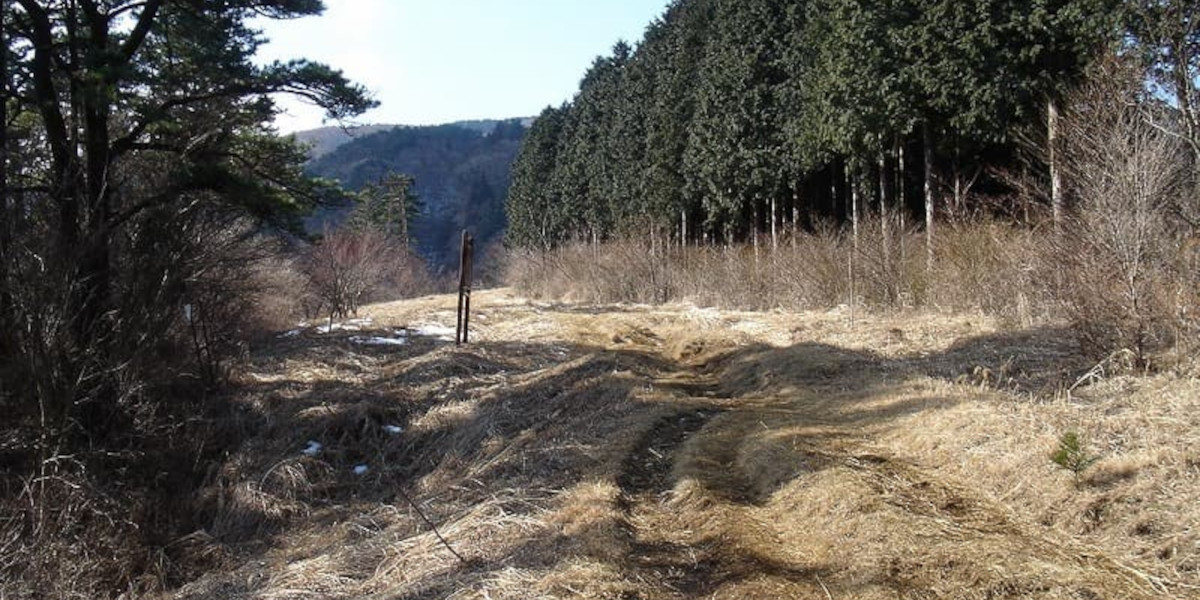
352, 172, 420, 244
503, 0, 1125, 251
507, 105, 568, 249
643, 0, 715, 243
684, 0, 789, 243
3, 0, 374, 431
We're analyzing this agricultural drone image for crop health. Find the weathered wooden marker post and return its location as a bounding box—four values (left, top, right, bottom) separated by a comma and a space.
456, 230, 474, 345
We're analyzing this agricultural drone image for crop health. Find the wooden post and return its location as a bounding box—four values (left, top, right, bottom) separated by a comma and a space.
456, 230, 474, 345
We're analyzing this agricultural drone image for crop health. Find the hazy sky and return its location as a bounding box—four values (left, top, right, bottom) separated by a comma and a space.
253, 0, 672, 132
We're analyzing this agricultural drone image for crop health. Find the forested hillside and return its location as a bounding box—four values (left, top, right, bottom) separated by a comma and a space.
506, 0, 1185, 251
290, 124, 397, 159
292, 118, 533, 160
306, 120, 526, 266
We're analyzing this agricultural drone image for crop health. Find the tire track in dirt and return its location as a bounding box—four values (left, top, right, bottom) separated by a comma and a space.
615, 407, 731, 598
595, 318, 835, 598
612, 407, 824, 596
616, 409, 723, 505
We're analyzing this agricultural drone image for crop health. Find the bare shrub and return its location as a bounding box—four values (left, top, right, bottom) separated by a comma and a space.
474, 237, 514, 289
1055, 58, 1193, 363
772, 226, 854, 309
1, 198, 280, 599
155, 211, 277, 385
375, 244, 441, 300
849, 212, 914, 307
302, 228, 394, 321
931, 221, 1052, 326
504, 216, 1047, 319
298, 226, 441, 324
505, 241, 674, 305
250, 255, 311, 331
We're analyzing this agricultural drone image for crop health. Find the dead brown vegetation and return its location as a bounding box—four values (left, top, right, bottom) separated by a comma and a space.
0, 205, 321, 600
301, 228, 396, 321
117, 289, 1200, 600
298, 227, 443, 326
506, 218, 1049, 325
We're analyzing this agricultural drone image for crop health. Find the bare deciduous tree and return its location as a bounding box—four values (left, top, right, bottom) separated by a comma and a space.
1056, 57, 1193, 363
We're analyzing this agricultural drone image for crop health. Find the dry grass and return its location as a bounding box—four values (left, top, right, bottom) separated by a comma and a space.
126, 288, 1200, 600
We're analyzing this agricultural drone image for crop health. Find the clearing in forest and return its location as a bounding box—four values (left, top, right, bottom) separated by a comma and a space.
171, 289, 1200, 600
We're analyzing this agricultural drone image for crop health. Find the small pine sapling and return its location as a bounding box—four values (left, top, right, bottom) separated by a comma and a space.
1051, 431, 1101, 485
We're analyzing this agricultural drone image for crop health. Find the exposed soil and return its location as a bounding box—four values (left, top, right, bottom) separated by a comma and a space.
161, 289, 1199, 600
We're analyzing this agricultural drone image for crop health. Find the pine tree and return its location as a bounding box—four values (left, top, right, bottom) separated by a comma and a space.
3, 0, 374, 431
352, 173, 421, 245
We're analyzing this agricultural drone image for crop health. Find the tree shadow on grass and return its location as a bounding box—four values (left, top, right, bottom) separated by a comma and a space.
177, 322, 1092, 598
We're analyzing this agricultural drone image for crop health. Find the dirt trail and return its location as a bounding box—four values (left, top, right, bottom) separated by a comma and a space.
588, 324, 1157, 599
169, 289, 1198, 600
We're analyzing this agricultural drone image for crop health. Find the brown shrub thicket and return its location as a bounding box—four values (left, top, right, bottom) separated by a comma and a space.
0, 200, 283, 599
301, 227, 394, 321
505, 190, 1193, 365
377, 244, 442, 300
1, 207, 441, 597
505, 218, 1046, 323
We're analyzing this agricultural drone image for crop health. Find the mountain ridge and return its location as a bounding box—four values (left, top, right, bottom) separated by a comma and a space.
301, 118, 530, 267
291, 117, 535, 159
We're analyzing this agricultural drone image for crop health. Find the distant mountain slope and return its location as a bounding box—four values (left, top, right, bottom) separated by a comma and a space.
290, 124, 396, 159
303, 119, 528, 267
292, 118, 535, 159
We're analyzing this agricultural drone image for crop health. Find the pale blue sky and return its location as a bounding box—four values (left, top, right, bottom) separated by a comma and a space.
253, 0, 672, 132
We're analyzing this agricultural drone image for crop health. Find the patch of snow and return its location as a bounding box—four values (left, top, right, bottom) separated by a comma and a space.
412, 323, 455, 341
302, 440, 323, 456
383, 424, 403, 435
349, 336, 408, 346
353, 464, 369, 475
278, 329, 302, 338
314, 317, 373, 334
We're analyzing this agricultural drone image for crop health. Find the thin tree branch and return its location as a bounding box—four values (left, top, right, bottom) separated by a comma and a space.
117, 0, 161, 65
107, 1, 150, 21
